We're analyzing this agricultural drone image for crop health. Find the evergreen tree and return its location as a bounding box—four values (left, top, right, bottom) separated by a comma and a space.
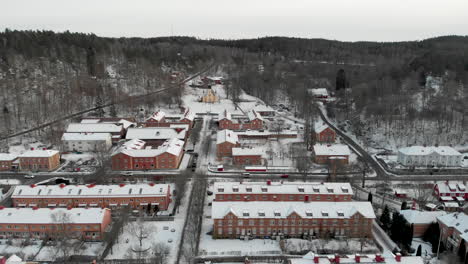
336, 69, 347, 91
458, 240, 466, 260
416, 245, 422, 256
368, 193, 373, 203
401, 201, 408, 210
380, 205, 391, 231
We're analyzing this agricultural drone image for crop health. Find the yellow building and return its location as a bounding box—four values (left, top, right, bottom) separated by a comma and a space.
201, 89, 219, 103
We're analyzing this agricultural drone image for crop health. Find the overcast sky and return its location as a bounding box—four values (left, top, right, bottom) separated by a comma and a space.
1, 0, 467, 42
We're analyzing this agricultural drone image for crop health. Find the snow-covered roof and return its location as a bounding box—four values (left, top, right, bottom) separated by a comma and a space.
399, 146, 462, 156
103, 119, 135, 129
314, 120, 330, 133
116, 138, 184, 157
181, 108, 195, 121
400, 210, 446, 224
18, 149, 59, 158
253, 104, 275, 113
247, 110, 264, 121
435, 181, 468, 194
0, 153, 17, 161
81, 119, 100, 123
146, 111, 166, 122
219, 110, 232, 121
438, 213, 468, 241
6, 254, 22, 263
66, 123, 123, 133
169, 124, 190, 130
236, 130, 298, 136
126, 127, 186, 140
308, 88, 329, 97
314, 144, 351, 156
289, 253, 423, 264
232, 147, 265, 156
122, 139, 146, 150
12, 183, 169, 198
0, 208, 109, 224
217, 129, 239, 145
213, 181, 353, 195
212, 201, 375, 220
61, 132, 112, 141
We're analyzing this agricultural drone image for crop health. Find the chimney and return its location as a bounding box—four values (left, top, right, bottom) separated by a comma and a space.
30, 147, 34, 150
0, 206, 4, 210
305, 195, 309, 202
395, 253, 402, 262
375, 254, 384, 262
43, 148, 46, 150
355, 254, 361, 263
267, 180, 271, 185
32, 207, 39, 210
313, 256, 319, 263
334, 254, 340, 263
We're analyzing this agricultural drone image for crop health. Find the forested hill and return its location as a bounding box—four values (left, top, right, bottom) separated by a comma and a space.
1, 30, 468, 147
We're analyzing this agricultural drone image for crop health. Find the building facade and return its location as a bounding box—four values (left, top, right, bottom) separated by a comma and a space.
0, 207, 111, 241
437, 213, 468, 258
213, 182, 354, 202
12, 183, 171, 211
400, 210, 446, 237
212, 201, 375, 239
313, 144, 350, 165
0, 154, 17, 171
216, 130, 240, 158
232, 148, 264, 165
313, 121, 336, 143
434, 181, 468, 201
218, 110, 263, 131
397, 146, 463, 167
18, 149, 60, 172
61, 132, 112, 152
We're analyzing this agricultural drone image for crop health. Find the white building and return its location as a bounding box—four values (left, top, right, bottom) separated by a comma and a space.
61, 132, 112, 152
397, 146, 462, 167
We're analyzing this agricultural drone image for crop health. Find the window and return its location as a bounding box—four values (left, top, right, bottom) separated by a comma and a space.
306, 211, 313, 217
258, 211, 265, 217
246, 188, 252, 192
274, 211, 281, 217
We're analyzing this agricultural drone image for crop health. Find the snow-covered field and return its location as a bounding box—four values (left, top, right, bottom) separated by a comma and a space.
0, 239, 42, 261
282, 238, 379, 254
0, 179, 20, 185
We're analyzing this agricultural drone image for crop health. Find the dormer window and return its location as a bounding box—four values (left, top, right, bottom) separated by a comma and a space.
322, 211, 329, 217
233, 186, 239, 192
337, 211, 344, 217
306, 211, 313, 217
274, 211, 281, 217
313, 187, 319, 193
258, 211, 265, 217
243, 211, 250, 217
341, 187, 349, 193
298, 186, 304, 192
246, 187, 252, 192
218, 188, 224, 192
261, 186, 268, 192
327, 187, 334, 193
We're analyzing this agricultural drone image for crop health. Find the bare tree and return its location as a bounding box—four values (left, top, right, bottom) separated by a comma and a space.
152, 242, 171, 264
189, 120, 202, 149
129, 218, 152, 249
295, 156, 312, 180
174, 170, 189, 213
411, 183, 434, 209
50, 211, 82, 262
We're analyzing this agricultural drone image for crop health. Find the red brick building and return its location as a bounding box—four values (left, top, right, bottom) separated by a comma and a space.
313, 144, 351, 165
438, 213, 468, 257
0, 207, 111, 241
112, 138, 184, 170
400, 210, 446, 237
216, 130, 240, 158
232, 148, 264, 165
125, 127, 187, 147
212, 201, 375, 239
0, 154, 17, 171
66, 123, 126, 143
18, 149, 60, 172
313, 121, 336, 143
434, 181, 468, 201
218, 110, 263, 131
12, 183, 172, 211
145, 111, 166, 124
213, 182, 354, 202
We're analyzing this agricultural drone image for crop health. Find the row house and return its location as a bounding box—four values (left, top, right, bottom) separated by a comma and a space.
437, 213, 468, 256
66, 123, 126, 143
216, 129, 240, 158
0, 207, 111, 241
313, 121, 336, 143
397, 146, 463, 167
434, 181, 468, 202
125, 127, 187, 147
145, 111, 166, 124
218, 110, 263, 130
80, 117, 136, 130
400, 210, 446, 237
143, 108, 195, 128
212, 201, 375, 239
213, 181, 354, 202
0, 154, 18, 171
18, 149, 60, 172
61, 132, 112, 152
112, 138, 184, 170
232, 147, 264, 165
12, 183, 171, 211
313, 144, 351, 165
289, 252, 423, 264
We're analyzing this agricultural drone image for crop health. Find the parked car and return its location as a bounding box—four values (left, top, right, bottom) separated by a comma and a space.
242, 173, 251, 178
24, 175, 35, 179
280, 174, 289, 178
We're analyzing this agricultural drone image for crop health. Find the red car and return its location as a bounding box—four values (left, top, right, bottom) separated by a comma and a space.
280, 174, 289, 178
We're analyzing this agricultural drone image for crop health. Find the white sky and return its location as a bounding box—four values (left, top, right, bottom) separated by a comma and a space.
1, 0, 467, 41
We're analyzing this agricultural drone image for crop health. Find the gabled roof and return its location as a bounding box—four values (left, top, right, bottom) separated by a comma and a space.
399, 146, 462, 156
115, 138, 184, 158
314, 120, 330, 133
126, 127, 186, 140
216, 129, 239, 145
181, 108, 195, 121
66, 123, 123, 133
400, 210, 446, 224
18, 149, 59, 158
313, 144, 351, 156
213, 181, 353, 195
247, 110, 263, 121
0, 153, 18, 161
146, 111, 166, 122
212, 201, 375, 220
435, 181, 468, 193
0, 208, 109, 224
232, 147, 265, 156
438, 213, 468, 241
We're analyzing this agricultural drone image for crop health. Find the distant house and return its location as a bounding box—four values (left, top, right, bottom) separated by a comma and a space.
66, 123, 125, 143
400, 210, 446, 237
146, 111, 166, 124
18, 149, 60, 172
0, 154, 18, 171
254, 105, 275, 117
218, 110, 263, 130
125, 127, 187, 147
232, 147, 264, 165
313, 144, 351, 165
179, 108, 196, 127
313, 121, 336, 143
201, 89, 219, 103
434, 181, 468, 201
397, 146, 462, 167
216, 130, 240, 158
112, 138, 184, 170
61, 132, 112, 152
308, 88, 329, 99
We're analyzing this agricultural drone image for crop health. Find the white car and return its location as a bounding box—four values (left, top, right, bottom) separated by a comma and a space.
24, 175, 35, 179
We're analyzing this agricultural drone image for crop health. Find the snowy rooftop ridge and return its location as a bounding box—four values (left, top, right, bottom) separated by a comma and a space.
217, 129, 239, 144
61, 132, 112, 141
232, 147, 265, 156
435, 181, 468, 193
400, 209, 446, 224
117, 138, 184, 157
212, 201, 376, 219
247, 109, 263, 121
0, 208, 109, 224
12, 183, 169, 198
0, 153, 18, 161
213, 181, 353, 195
313, 144, 351, 156
66, 123, 123, 133
18, 149, 59, 158
398, 146, 462, 156
147, 111, 166, 122
126, 127, 186, 140
181, 108, 195, 121
290, 252, 423, 264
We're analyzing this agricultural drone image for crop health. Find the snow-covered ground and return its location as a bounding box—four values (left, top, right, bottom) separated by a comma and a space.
0, 179, 20, 185
411, 238, 432, 257
282, 238, 379, 254
0, 239, 42, 261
